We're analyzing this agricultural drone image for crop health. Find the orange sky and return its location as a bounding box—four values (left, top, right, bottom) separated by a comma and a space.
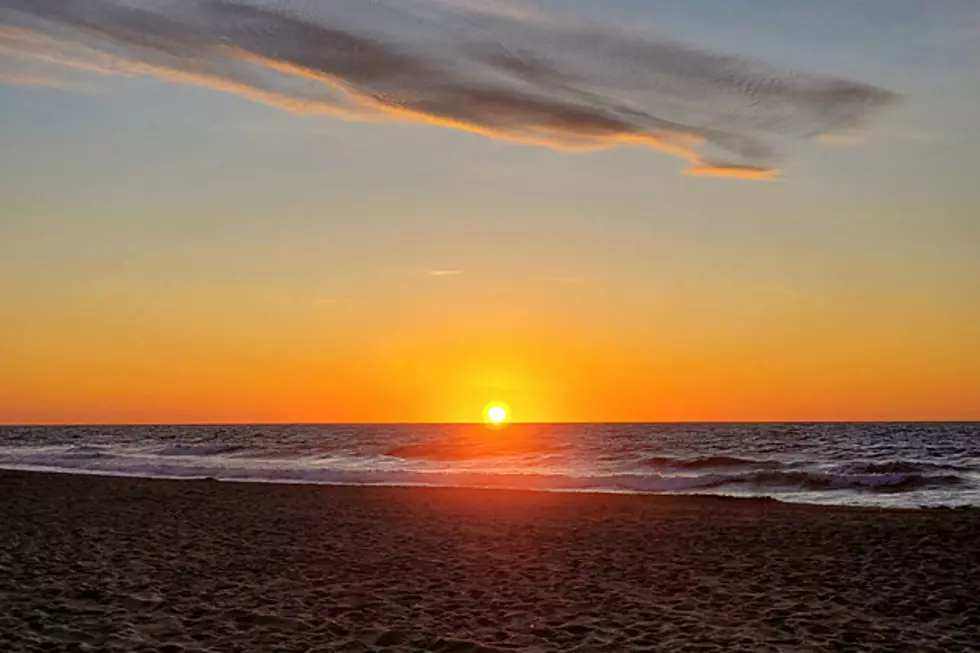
3, 271, 978, 424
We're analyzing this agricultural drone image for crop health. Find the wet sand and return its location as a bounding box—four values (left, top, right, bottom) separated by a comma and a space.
1, 470, 978, 652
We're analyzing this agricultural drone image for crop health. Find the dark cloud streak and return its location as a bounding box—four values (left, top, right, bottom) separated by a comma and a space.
0, 0, 899, 177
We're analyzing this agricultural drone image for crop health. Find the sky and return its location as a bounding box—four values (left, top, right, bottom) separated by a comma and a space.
1, 0, 979, 424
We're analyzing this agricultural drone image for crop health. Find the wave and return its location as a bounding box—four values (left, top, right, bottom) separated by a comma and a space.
706, 470, 965, 492
568, 470, 964, 494
154, 444, 247, 457
384, 440, 567, 461
61, 445, 112, 460
0, 447, 967, 498
641, 455, 784, 470
640, 455, 977, 476
832, 460, 976, 475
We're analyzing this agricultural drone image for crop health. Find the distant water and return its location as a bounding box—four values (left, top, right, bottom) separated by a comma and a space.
1, 423, 978, 508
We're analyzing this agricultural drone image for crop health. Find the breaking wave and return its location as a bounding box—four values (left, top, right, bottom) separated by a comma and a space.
832, 460, 975, 475
0, 446, 968, 498
155, 444, 247, 457
641, 455, 784, 470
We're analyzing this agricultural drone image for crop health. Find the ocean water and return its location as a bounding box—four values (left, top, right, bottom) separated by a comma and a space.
0, 423, 978, 508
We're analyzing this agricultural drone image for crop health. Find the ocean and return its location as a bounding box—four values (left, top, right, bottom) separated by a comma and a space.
1, 423, 978, 508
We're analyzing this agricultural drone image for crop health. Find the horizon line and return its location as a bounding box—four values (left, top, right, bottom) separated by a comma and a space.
2, 420, 978, 428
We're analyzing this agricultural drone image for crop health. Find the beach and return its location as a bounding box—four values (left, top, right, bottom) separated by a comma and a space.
1, 470, 978, 652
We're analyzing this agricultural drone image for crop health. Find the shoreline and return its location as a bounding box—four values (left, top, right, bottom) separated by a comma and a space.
2, 466, 973, 512
3, 469, 980, 651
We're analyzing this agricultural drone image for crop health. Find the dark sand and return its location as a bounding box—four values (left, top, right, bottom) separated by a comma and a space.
1, 471, 979, 652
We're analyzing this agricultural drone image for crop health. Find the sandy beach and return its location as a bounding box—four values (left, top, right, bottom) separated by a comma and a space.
1, 470, 978, 652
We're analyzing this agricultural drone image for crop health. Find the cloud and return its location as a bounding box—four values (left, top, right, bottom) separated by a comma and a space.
818, 132, 863, 147
0, 48, 82, 88
0, 69, 68, 88
684, 160, 782, 181
0, 0, 899, 177
428, 270, 464, 277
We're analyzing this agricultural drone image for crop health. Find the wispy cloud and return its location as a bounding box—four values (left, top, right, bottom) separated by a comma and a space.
685, 160, 784, 181
817, 132, 864, 147
0, 69, 68, 88
0, 0, 899, 177
427, 270, 464, 277
0, 48, 78, 88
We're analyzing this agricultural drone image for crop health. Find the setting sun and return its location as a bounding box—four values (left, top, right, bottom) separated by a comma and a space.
484, 403, 510, 425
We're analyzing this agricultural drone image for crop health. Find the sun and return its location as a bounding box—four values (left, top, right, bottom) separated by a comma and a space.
483, 402, 510, 426
488, 406, 507, 424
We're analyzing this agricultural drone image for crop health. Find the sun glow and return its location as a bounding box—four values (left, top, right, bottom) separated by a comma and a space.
484, 402, 510, 426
